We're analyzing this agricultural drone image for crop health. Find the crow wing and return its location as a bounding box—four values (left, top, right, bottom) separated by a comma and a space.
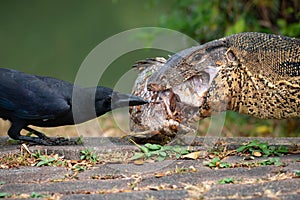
0, 68, 71, 120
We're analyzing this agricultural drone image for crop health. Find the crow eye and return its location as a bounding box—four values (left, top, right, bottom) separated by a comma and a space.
104, 96, 112, 105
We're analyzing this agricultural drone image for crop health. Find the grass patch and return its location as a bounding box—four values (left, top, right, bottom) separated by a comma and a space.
130, 140, 190, 161
0, 146, 101, 175
237, 140, 289, 157
203, 157, 231, 169
80, 148, 99, 163
218, 177, 235, 184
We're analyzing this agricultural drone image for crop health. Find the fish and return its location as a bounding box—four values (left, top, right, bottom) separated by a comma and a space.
129, 57, 209, 144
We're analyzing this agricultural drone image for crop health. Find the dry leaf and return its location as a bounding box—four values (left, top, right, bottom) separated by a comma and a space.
253, 151, 262, 157
0, 164, 9, 169
182, 151, 202, 160
189, 166, 197, 172
154, 172, 166, 178
133, 160, 144, 165
208, 154, 215, 159
149, 186, 160, 190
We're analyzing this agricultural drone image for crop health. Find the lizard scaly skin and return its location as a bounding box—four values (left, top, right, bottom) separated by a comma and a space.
148, 32, 300, 120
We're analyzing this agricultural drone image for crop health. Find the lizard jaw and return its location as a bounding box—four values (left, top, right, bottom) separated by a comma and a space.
171, 73, 210, 107
154, 73, 210, 123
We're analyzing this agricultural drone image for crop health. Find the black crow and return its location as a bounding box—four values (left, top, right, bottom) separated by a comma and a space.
0, 68, 147, 145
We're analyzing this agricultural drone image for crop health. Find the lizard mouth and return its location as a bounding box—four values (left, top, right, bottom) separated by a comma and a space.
150, 73, 210, 126
129, 58, 213, 142
170, 73, 210, 107
129, 75, 204, 137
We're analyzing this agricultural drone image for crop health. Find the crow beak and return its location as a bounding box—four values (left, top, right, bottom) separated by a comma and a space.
111, 93, 148, 109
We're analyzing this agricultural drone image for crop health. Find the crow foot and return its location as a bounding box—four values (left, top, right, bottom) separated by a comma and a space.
21, 127, 80, 145
13, 135, 80, 146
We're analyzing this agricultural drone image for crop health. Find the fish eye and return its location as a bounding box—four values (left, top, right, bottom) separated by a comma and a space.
161, 75, 167, 81
201, 72, 210, 84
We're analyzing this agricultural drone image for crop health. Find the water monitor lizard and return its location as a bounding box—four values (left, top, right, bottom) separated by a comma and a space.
148, 32, 300, 120
129, 32, 300, 142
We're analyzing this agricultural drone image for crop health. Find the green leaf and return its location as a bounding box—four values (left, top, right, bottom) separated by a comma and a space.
162, 146, 173, 151
258, 142, 268, 149
36, 157, 56, 166
236, 145, 247, 152
276, 146, 289, 154
145, 143, 162, 150
262, 149, 271, 156
130, 153, 144, 160
172, 147, 181, 153
219, 162, 231, 168
159, 151, 167, 157
211, 157, 220, 163
177, 147, 190, 155
157, 156, 165, 162
140, 146, 149, 153
0, 192, 11, 198
294, 170, 300, 176
36, 160, 48, 167
175, 154, 181, 159
268, 146, 275, 151
218, 177, 235, 184
208, 163, 216, 168
248, 147, 256, 153
145, 152, 152, 158
30, 192, 45, 198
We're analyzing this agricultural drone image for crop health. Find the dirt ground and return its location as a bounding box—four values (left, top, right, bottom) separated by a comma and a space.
1, 137, 300, 199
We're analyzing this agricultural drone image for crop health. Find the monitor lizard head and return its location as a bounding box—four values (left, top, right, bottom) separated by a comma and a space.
129, 57, 201, 143
147, 39, 229, 108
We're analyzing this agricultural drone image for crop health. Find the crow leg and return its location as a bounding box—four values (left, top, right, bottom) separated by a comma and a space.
8, 122, 78, 145
24, 126, 49, 140
23, 127, 79, 145
7, 122, 52, 145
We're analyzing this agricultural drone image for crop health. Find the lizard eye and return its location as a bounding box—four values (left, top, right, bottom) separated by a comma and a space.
192, 53, 202, 62
226, 50, 237, 62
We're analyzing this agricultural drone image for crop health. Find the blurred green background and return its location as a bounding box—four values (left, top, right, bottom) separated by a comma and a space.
0, 0, 172, 86
0, 0, 299, 137
158, 0, 300, 137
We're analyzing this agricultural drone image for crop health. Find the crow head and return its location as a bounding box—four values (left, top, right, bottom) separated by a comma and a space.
95, 88, 147, 116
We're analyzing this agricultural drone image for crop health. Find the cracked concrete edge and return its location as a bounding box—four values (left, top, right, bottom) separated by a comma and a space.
0, 136, 299, 160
